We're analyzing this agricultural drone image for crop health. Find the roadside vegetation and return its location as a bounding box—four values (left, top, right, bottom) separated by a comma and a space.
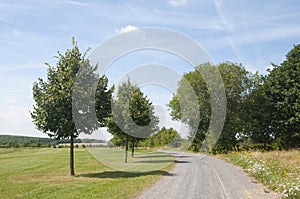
169, 44, 300, 153
218, 150, 300, 198
168, 43, 300, 198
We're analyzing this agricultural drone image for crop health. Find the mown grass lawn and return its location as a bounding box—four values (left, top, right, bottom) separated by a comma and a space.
0, 148, 174, 199
217, 150, 300, 198
88, 147, 174, 172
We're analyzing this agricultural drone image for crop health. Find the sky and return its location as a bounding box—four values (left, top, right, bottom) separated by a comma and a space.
0, 0, 299, 140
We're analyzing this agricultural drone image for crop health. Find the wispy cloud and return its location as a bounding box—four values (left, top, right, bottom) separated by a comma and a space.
124, 3, 136, 13
169, 0, 188, 7
234, 25, 300, 45
213, 0, 235, 32
65, 0, 91, 7
0, 63, 41, 72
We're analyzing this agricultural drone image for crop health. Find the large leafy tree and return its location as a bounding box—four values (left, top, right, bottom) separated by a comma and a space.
31, 39, 112, 175
152, 127, 181, 147
215, 62, 255, 152
264, 44, 300, 148
242, 75, 275, 147
169, 64, 211, 151
169, 62, 255, 152
106, 80, 159, 162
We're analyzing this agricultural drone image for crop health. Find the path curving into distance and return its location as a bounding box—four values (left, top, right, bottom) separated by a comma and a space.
138, 150, 282, 199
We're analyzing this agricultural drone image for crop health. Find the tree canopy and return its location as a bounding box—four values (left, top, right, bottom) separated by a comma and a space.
106, 80, 159, 162
31, 39, 113, 175
264, 44, 300, 148
169, 62, 264, 152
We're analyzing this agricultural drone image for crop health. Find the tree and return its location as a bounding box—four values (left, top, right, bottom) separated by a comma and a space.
169, 62, 255, 152
146, 127, 181, 148
214, 62, 255, 152
95, 77, 114, 127
106, 80, 159, 162
31, 39, 112, 175
242, 75, 275, 148
168, 64, 211, 151
264, 44, 300, 149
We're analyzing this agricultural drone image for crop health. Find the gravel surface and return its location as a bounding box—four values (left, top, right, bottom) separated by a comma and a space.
138, 150, 282, 199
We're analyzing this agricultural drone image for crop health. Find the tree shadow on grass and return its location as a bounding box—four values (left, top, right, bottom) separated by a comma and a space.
77, 170, 170, 179
177, 155, 191, 158
133, 159, 174, 164
174, 160, 190, 163
134, 154, 173, 159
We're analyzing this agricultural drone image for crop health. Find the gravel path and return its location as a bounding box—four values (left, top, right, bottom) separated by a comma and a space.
138, 150, 282, 199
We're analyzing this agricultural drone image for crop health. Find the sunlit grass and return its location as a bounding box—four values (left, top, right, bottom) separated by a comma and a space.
87, 147, 174, 172
217, 150, 300, 198
0, 148, 174, 198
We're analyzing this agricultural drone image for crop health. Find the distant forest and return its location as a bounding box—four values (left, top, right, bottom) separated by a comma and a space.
0, 135, 105, 148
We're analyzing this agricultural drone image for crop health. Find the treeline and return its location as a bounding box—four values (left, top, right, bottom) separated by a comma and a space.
169, 44, 300, 153
139, 127, 183, 148
110, 127, 184, 149
0, 135, 105, 148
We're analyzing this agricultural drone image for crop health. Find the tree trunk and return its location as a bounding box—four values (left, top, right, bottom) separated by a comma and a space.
70, 134, 75, 176
131, 137, 135, 157
125, 134, 129, 163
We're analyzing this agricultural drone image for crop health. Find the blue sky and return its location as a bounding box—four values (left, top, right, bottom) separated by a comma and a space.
0, 0, 299, 138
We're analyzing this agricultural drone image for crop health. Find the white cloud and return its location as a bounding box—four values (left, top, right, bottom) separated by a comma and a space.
169, 0, 188, 7
117, 25, 138, 33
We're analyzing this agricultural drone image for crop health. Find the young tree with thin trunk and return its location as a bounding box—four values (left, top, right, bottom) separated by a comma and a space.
31, 39, 112, 175
106, 80, 159, 163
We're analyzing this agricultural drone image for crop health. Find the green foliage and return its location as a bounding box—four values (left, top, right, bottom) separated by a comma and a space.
264, 44, 300, 149
0, 135, 54, 147
95, 77, 114, 127
31, 39, 112, 175
169, 62, 256, 152
107, 80, 159, 139
154, 127, 181, 147
214, 62, 257, 152
32, 39, 90, 139
169, 63, 212, 151
243, 76, 269, 142
169, 44, 300, 152
0, 135, 106, 148
140, 127, 182, 148
106, 80, 159, 161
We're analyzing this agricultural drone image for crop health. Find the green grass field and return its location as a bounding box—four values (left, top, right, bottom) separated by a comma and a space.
217, 150, 300, 199
0, 148, 174, 199
87, 147, 174, 172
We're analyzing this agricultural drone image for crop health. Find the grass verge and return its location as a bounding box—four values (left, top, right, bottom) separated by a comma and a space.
217, 150, 300, 198
0, 148, 174, 199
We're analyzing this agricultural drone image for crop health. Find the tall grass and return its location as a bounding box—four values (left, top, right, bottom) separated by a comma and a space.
218, 150, 300, 198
